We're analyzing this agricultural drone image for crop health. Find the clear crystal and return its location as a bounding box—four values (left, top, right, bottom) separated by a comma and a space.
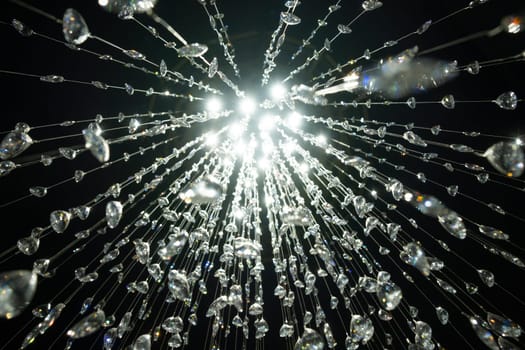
0, 270, 37, 319
50, 210, 72, 233
484, 141, 524, 177
178, 43, 208, 57
62, 8, 90, 45
106, 201, 123, 229
280, 12, 301, 25
376, 281, 402, 310
0, 130, 33, 160
494, 91, 518, 110
83, 123, 110, 162
67, 309, 105, 338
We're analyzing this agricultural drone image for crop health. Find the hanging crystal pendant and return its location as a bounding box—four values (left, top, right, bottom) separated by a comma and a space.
50, 210, 72, 233
62, 8, 90, 45
83, 123, 110, 163
105, 201, 123, 228
179, 177, 223, 204
67, 309, 106, 338
178, 43, 208, 58
0, 270, 37, 319
483, 141, 524, 177
0, 130, 33, 160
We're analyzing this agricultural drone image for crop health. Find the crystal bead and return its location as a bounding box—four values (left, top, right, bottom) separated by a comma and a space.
376, 281, 402, 310
438, 210, 466, 239
168, 270, 190, 303
29, 186, 47, 198
440, 94, 455, 109
62, 8, 90, 45
0, 161, 16, 176
435, 306, 449, 325
83, 123, 110, 162
477, 269, 495, 287
400, 243, 430, 276
17, 236, 39, 255
11, 19, 33, 36
494, 91, 518, 110
106, 201, 123, 229
123, 49, 145, 60
416, 20, 432, 34
0, 130, 33, 160
50, 210, 72, 233
486, 312, 521, 338
280, 12, 301, 25
133, 334, 151, 350
466, 61, 480, 74
208, 57, 218, 78
469, 317, 499, 350
179, 177, 223, 204
178, 43, 208, 57
362, 0, 383, 11
0, 270, 37, 319
349, 315, 374, 343
67, 309, 106, 338
484, 141, 524, 177
501, 15, 524, 34
337, 24, 352, 34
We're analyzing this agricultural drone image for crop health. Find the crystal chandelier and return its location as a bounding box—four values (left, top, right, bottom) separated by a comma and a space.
0, 0, 524, 349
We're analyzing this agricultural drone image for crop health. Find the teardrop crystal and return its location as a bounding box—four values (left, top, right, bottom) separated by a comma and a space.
0, 270, 37, 319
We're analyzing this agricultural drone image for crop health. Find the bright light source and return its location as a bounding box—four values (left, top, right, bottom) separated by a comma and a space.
286, 111, 302, 129
258, 114, 277, 132
270, 83, 286, 100
98, 0, 109, 6
206, 97, 222, 113
282, 141, 296, 154
239, 97, 256, 115
317, 134, 327, 145
234, 140, 246, 155
228, 122, 244, 138
299, 163, 309, 173
205, 133, 218, 146
258, 158, 270, 170
516, 138, 523, 145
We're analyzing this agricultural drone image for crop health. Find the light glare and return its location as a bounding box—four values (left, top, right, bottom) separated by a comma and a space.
239, 97, 256, 115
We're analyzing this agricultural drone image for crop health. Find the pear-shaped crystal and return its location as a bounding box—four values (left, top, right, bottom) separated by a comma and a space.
0, 270, 37, 319
233, 237, 261, 260
294, 328, 325, 350
17, 236, 39, 255
440, 94, 455, 109
438, 210, 466, 239
281, 205, 313, 226
179, 177, 223, 204
400, 243, 430, 276
168, 270, 190, 303
67, 309, 105, 338
83, 123, 110, 162
50, 210, 71, 233
470, 316, 499, 350
63, 9, 90, 45
178, 43, 208, 57
280, 12, 301, 25
435, 306, 449, 325
158, 229, 188, 259
377, 281, 402, 310
484, 141, 524, 177
106, 201, 123, 229
162, 316, 183, 333
0, 130, 33, 160
349, 315, 374, 343
133, 334, 151, 350
478, 269, 495, 287
494, 91, 518, 110
362, 0, 382, 11
0, 160, 16, 176
486, 312, 521, 338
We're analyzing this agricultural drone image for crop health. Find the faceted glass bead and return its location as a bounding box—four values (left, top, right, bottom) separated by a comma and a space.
486, 312, 522, 338
280, 12, 301, 25
477, 269, 495, 287
400, 243, 430, 276
484, 141, 524, 177
438, 210, 467, 239
470, 317, 499, 350
50, 210, 72, 233
17, 236, 39, 255
83, 123, 110, 163
0, 130, 33, 160
349, 315, 374, 343
0, 270, 37, 319
376, 281, 402, 310
168, 270, 190, 303
440, 94, 455, 109
208, 57, 218, 78
501, 15, 524, 34
133, 334, 151, 350
494, 91, 518, 110
178, 43, 208, 57
179, 177, 223, 204
362, 0, 383, 11
106, 201, 123, 229
62, 8, 90, 45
